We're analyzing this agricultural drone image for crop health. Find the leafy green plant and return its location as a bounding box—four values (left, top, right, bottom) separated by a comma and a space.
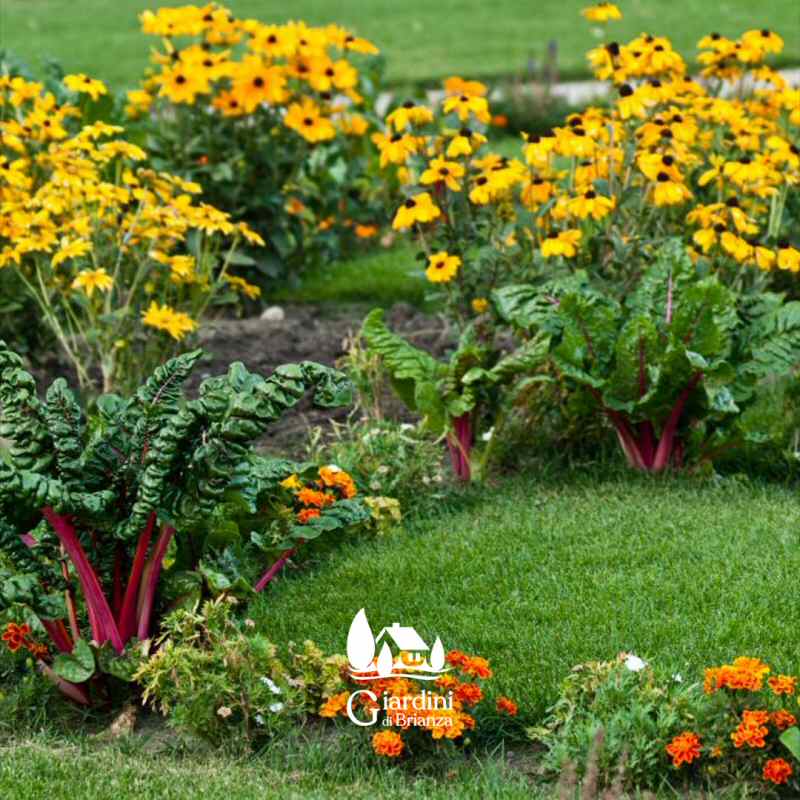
0, 340, 355, 704
496, 240, 800, 472
361, 308, 548, 480
134, 596, 346, 747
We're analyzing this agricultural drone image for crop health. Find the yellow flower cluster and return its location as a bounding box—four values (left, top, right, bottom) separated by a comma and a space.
131, 4, 378, 145
0, 74, 262, 390
377, 24, 798, 293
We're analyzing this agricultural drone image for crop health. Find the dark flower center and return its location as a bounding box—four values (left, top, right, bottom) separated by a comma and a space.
656, 172, 670, 182
714, 223, 726, 233
619, 84, 634, 97
662, 155, 674, 166
726, 197, 740, 207
404, 198, 416, 208
253, 77, 265, 88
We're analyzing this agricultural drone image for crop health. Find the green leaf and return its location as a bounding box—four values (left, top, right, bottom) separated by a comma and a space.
52, 639, 95, 684
780, 727, 800, 763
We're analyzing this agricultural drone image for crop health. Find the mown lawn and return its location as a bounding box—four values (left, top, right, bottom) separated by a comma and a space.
1, 470, 796, 799
3, 0, 798, 87
251, 470, 800, 720
273, 243, 428, 308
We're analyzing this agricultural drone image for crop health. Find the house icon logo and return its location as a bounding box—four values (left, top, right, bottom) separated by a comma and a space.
346, 608, 450, 681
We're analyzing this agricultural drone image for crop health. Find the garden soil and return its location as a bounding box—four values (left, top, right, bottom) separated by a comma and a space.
30, 302, 452, 458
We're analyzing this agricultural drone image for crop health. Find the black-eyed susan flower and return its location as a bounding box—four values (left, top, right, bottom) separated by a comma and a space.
777, 240, 800, 272
425, 251, 462, 283
63, 73, 107, 101
653, 172, 692, 206
568, 188, 615, 220
446, 127, 487, 158
581, 3, 622, 23
421, 156, 465, 192
720, 231, 754, 262
742, 28, 784, 55
442, 93, 490, 124
231, 57, 287, 111
71, 267, 114, 298
373, 131, 421, 167
753, 245, 776, 271
386, 101, 434, 131
443, 76, 487, 97
157, 64, 209, 104
142, 301, 197, 340
541, 229, 582, 258
284, 98, 336, 142
392, 193, 441, 230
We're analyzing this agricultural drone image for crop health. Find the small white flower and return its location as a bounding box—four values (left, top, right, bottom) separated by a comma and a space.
624, 655, 647, 672
481, 427, 494, 442
672, 673, 683, 683
255, 713, 265, 727
369, 480, 382, 491
325, 463, 342, 473
269, 702, 285, 713
376, 465, 389, 475
260, 676, 282, 694
399, 423, 414, 432
216, 705, 233, 719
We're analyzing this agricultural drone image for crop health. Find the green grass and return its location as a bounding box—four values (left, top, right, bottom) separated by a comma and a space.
250, 470, 800, 720
274, 243, 428, 307
2, 1, 798, 88
2, 469, 796, 798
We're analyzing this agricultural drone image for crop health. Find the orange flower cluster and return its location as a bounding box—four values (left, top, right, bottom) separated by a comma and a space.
668, 657, 798, 792
731, 710, 770, 749
446, 649, 493, 679
768, 674, 797, 696
281, 465, 357, 524
321, 648, 513, 759
496, 696, 518, 716
666, 731, 702, 767
372, 729, 404, 757
763, 757, 793, 786
1, 622, 49, 659
704, 656, 771, 693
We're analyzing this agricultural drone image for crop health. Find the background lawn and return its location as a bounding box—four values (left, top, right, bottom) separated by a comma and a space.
2, 1, 798, 87
250, 470, 800, 721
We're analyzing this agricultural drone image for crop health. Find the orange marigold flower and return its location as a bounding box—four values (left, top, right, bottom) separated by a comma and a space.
461, 655, 492, 679
455, 683, 483, 706
319, 691, 350, 718
704, 657, 770, 693
771, 709, 797, 731
446, 649, 468, 668
27, 642, 50, 660
763, 757, 793, 785
666, 732, 702, 767
496, 696, 518, 716
297, 507, 321, 524
2, 622, 31, 653
731, 710, 770, 749
372, 729, 404, 758
768, 675, 796, 696
297, 487, 335, 508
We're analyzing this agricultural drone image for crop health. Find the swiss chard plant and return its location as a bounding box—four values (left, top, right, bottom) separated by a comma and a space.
0, 342, 359, 704
495, 240, 800, 472
361, 309, 548, 480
